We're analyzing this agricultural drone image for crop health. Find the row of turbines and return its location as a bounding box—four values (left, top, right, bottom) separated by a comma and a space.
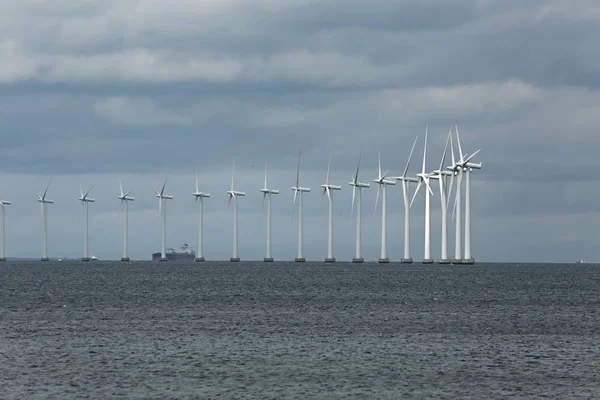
0, 126, 481, 263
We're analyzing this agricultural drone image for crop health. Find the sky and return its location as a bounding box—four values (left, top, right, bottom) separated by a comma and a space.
1, 0, 599, 262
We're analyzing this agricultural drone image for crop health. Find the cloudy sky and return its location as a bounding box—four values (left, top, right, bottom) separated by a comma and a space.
1, 0, 599, 262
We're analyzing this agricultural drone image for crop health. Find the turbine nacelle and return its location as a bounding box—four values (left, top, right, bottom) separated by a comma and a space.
321, 184, 342, 191
227, 190, 246, 197
155, 194, 174, 200
291, 186, 311, 192
0, 200, 11, 206
37, 197, 54, 204
260, 189, 280, 195
193, 192, 211, 198
79, 197, 96, 203
349, 181, 370, 188
375, 178, 396, 186
118, 195, 135, 201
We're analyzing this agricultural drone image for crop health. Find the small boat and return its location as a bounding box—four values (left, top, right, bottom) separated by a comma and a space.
576, 259, 586, 264
90, 256, 98, 261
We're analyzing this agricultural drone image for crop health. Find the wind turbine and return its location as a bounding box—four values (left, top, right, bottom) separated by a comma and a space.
321, 153, 341, 263
451, 126, 482, 264
260, 162, 279, 262
291, 150, 310, 262
430, 129, 453, 264
118, 180, 134, 262
374, 153, 396, 263
226, 159, 245, 262
78, 185, 95, 262
193, 169, 210, 262
0, 189, 11, 262
390, 136, 420, 264
155, 172, 173, 262
37, 180, 53, 261
410, 126, 435, 264
349, 153, 369, 263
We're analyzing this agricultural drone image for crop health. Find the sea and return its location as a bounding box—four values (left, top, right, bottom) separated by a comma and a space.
1, 261, 599, 399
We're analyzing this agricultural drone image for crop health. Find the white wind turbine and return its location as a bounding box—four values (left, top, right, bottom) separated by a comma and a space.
430, 130, 453, 264
193, 169, 210, 262
118, 180, 134, 262
374, 153, 396, 263
390, 136, 420, 264
321, 153, 342, 263
37, 180, 53, 262
349, 153, 369, 263
260, 162, 279, 262
450, 126, 482, 264
410, 126, 435, 264
78, 185, 95, 262
291, 150, 310, 262
226, 159, 245, 262
0, 189, 11, 262
155, 173, 173, 262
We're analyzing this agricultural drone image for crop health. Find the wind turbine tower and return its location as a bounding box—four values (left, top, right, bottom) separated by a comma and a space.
291, 150, 311, 262
321, 153, 342, 263
37, 180, 53, 262
155, 173, 173, 262
118, 180, 135, 262
374, 153, 396, 263
78, 186, 95, 262
410, 126, 435, 264
227, 159, 245, 262
193, 169, 210, 262
349, 153, 369, 263
430, 130, 453, 264
260, 162, 279, 262
390, 137, 419, 264
0, 190, 11, 262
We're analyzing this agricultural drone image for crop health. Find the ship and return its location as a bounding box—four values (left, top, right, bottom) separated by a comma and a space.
152, 243, 196, 261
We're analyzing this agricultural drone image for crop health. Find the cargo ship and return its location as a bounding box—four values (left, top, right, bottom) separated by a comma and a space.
152, 243, 195, 261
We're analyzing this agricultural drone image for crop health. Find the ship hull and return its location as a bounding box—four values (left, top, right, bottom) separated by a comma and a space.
152, 252, 195, 261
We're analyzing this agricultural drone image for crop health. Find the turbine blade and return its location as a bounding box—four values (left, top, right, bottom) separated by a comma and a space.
42, 179, 51, 201
425, 178, 434, 196
465, 149, 481, 164
231, 158, 235, 191
326, 186, 331, 202
119, 179, 124, 197
450, 128, 456, 166
403, 136, 418, 177
161, 171, 169, 196
326, 153, 331, 186
410, 180, 422, 208
264, 161, 268, 189
456, 124, 464, 163
296, 150, 301, 188
84, 185, 94, 199
422, 125, 428, 174
124, 189, 134, 198
196, 168, 199, 193
440, 130, 451, 171
37, 193, 42, 201
355, 151, 362, 182
378, 152, 382, 179
228, 193, 233, 206
293, 188, 298, 207
447, 173, 455, 209
382, 170, 390, 180
80, 185, 84, 198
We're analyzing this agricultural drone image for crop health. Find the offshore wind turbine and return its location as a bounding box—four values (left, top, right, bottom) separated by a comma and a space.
374, 153, 396, 263
118, 180, 134, 262
390, 137, 419, 264
291, 150, 310, 262
226, 159, 245, 262
260, 162, 278, 262
453, 126, 482, 264
192, 169, 210, 262
321, 153, 342, 263
78, 185, 95, 262
410, 126, 435, 264
349, 153, 369, 263
37, 180, 53, 261
0, 189, 11, 262
155, 173, 173, 262
430, 130, 453, 264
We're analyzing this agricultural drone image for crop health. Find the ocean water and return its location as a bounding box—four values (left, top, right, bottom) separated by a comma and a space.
1, 261, 599, 399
